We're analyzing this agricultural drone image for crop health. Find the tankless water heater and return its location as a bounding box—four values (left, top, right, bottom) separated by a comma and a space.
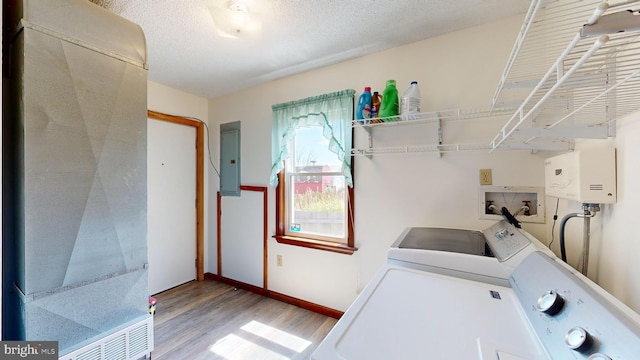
544, 148, 616, 204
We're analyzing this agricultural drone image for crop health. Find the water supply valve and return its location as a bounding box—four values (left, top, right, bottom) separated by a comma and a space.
486, 200, 497, 214
522, 200, 531, 216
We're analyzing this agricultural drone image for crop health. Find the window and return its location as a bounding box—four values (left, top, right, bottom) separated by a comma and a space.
271, 90, 356, 254
275, 128, 355, 253
286, 126, 350, 238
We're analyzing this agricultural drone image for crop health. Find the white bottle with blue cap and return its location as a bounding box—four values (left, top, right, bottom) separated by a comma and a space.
400, 81, 421, 120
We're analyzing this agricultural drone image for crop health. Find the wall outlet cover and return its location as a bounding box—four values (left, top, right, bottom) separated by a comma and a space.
480, 168, 492, 185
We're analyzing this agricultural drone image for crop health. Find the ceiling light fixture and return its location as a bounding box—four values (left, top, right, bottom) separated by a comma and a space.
228, 1, 249, 33
228, 1, 248, 13
206, 0, 262, 39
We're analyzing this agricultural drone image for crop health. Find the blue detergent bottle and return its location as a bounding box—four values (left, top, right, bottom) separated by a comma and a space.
356, 87, 373, 123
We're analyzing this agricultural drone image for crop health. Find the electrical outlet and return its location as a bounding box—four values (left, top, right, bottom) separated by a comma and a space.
276, 255, 283, 267
480, 169, 492, 185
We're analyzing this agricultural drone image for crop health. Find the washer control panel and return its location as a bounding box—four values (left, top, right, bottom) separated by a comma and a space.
483, 220, 531, 261
511, 252, 640, 359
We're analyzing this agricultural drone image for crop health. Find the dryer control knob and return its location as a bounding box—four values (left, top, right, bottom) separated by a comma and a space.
536, 290, 565, 315
565, 326, 594, 353
587, 353, 611, 360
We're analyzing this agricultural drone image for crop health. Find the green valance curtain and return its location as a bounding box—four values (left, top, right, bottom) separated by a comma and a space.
270, 89, 355, 187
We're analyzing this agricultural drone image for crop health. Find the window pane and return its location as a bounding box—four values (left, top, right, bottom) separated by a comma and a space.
293, 126, 341, 169
290, 175, 346, 239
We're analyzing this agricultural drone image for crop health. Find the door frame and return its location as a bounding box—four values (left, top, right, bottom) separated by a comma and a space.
147, 110, 205, 281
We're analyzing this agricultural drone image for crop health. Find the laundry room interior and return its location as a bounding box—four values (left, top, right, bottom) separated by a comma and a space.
3, 0, 640, 359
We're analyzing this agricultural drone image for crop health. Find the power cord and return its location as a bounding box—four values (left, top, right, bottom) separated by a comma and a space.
153, 112, 221, 177
192, 118, 221, 177
548, 197, 560, 250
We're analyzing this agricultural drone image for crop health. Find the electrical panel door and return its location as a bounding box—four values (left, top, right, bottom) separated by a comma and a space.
220, 121, 241, 196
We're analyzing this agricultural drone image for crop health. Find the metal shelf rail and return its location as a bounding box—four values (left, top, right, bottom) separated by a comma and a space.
350, 0, 640, 156
489, 0, 640, 151
351, 108, 515, 157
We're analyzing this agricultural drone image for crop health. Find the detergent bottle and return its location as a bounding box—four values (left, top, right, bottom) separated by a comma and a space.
356, 87, 373, 123
371, 91, 382, 119
378, 80, 399, 121
400, 81, 421, 120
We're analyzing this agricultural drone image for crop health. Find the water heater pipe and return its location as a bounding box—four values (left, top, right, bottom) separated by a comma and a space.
581, 204, 600, 276
558, 204, 599, 275
559, 213, 580, 263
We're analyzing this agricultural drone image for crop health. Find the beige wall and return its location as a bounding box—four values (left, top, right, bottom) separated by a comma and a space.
563, 113, 640, 313
148, 81, 209, 120
599, 113, 640, 312
208, 11, 640, 315
207, 14, 555, 311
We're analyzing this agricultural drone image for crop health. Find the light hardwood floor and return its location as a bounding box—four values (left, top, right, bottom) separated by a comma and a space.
151, 280, 338, 360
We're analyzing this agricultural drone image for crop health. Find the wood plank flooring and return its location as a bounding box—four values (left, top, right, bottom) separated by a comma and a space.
151, 280, 338, 360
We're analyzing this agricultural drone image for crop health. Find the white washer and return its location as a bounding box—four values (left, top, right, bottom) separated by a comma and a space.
387, 220, 555, 286
312, 262, 547, 359
312, 227, 640, 359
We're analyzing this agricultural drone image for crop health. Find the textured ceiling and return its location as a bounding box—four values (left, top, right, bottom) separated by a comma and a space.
92, 0, 531, 98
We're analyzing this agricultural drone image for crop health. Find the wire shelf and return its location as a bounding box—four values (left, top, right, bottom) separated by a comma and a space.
349, 108, 574, 156
490, 0, 640, 150
350, 1, 640, 156
351, 143, 493, 157
351, 108, 514, 129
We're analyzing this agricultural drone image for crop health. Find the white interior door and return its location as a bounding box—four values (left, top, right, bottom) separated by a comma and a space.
147, 119, 196, 295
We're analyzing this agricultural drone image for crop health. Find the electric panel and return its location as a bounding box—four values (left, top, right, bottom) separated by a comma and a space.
220, 121, 241, 196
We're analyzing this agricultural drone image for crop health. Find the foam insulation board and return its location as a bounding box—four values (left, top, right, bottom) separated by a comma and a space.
3, 0, 149, 354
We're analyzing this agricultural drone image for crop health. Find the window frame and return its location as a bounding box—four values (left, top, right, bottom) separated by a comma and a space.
284, 171, 347, 242
274, 136, 356, 255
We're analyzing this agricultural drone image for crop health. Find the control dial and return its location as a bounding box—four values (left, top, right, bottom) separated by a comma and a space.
565, 326, 594, 353
587, 354, 611, 360
536, 290, 565, 315
495, 228, 509, 239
